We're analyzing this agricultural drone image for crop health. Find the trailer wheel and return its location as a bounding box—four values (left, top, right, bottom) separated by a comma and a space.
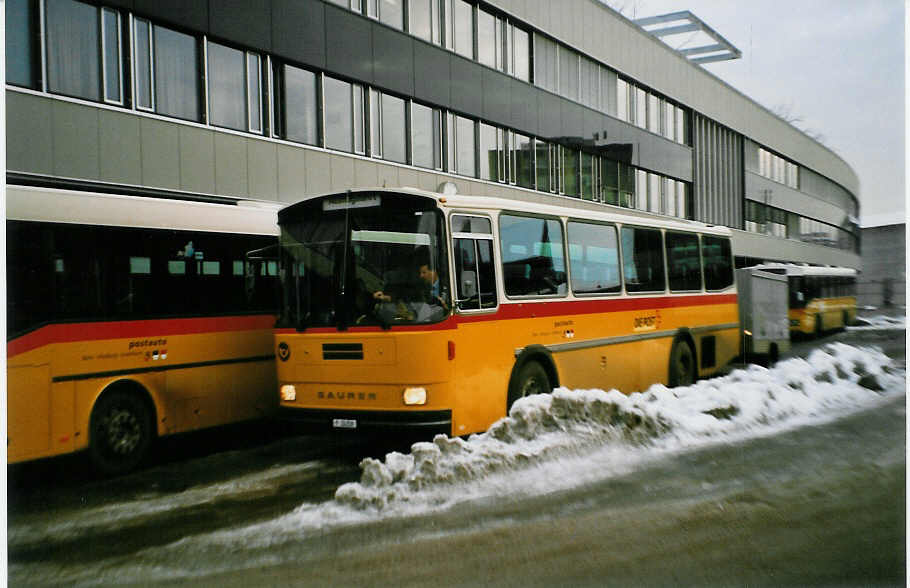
668, 340, 696, 387
89, 386, 154, 476
815, 314, 823, 337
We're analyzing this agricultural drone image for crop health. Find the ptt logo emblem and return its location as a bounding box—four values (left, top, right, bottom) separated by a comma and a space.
277, 342, 291, 362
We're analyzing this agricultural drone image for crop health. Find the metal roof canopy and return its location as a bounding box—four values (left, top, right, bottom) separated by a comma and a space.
633, 10, 742, 65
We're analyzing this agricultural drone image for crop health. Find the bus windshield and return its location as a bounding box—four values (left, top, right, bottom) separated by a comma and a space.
278, 192, 449, 330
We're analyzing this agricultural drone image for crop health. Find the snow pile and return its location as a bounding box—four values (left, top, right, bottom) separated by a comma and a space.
850, 314, 906, 330
334, 343, 902, 512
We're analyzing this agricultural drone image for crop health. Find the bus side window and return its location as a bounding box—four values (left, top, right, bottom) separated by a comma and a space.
702, 235, 733, 291
621, 226, 664, 293
500, 214, 566, 297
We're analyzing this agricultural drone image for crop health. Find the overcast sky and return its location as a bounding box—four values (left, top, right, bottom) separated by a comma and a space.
607, 0, 905, 227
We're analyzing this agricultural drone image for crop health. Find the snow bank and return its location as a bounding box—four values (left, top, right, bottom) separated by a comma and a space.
850, 314, 906, 330
334, 343, 902, 513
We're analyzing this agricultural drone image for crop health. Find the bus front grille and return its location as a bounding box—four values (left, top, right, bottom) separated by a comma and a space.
323, 343, 364, 360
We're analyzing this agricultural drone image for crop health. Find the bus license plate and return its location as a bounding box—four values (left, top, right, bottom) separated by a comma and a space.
333, 418, 357, 429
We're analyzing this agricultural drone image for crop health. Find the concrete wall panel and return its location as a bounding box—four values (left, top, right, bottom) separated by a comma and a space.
52, 101, 99, 180
214, 133, 249, 197
247, 139, 278, 200
99, 109, 142, 185
7, 91, 53, 175
178, 126, 215, 194
139, 117, 180, 189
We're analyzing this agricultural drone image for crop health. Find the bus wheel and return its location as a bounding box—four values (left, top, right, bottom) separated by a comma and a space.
668, 341, 696, 387
89, 388, 154, 476
507, 361, 550, 412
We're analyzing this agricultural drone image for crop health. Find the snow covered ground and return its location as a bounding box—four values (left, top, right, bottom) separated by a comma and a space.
850, 313, 906, 330
34, 341, 901, 585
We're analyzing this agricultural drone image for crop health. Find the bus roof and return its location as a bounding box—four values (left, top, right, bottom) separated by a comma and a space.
279, 186, 733, 237
750, 263, 858, 277
7, 185, 280, 236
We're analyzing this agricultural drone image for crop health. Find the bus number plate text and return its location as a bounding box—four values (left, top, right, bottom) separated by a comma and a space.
333, 418, 358, 429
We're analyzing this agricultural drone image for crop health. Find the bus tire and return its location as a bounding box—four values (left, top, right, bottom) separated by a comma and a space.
507, 361, 550, 412
89, 385, 154, 476
668, 340, 696, 387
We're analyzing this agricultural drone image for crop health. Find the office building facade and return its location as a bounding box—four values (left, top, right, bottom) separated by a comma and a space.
6, 0, 861, 268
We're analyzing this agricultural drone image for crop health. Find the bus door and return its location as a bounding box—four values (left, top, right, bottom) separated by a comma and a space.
450, 214, 503, 434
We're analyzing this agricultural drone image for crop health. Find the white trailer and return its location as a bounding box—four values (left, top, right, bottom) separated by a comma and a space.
735, 267, 791, 364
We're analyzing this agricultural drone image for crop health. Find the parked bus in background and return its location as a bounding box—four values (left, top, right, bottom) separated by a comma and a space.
7, 186, 281, 474
273, 187, 739, 437
751, 264, 858, 337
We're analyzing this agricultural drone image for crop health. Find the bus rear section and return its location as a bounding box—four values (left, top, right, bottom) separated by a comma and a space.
7, 187, 280, 473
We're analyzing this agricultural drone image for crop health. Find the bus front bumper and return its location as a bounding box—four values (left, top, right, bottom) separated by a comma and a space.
276, 406, 452, 435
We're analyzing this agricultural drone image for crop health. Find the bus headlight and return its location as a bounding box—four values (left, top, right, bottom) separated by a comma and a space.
280, 385, 297, 402
403, 387, 427, 405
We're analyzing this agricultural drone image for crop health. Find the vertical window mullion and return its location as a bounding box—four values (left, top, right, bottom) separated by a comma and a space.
202, 35, 210, 124
39, 0, 48, 92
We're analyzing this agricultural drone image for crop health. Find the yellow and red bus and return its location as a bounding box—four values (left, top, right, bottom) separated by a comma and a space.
7, 186, 280, 473
273, 187, 739, 437
751, 264, 857, 336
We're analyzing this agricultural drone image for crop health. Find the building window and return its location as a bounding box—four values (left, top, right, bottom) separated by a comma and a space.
247, 54, 263, 133
277, 63, 319, 145
450, 113, 476, 177
365, 0, 403, 29
634, 87, 647, 129
476, 8, 497, 68
562, 146, 579, 197
324, 76, 358, 152
379, 92, 406, 163
534, 34, 557, 93
558, 46, 578, 101
154, 26, 201, 121
450, 0, 473, 59
616, 78, 630, 122
512, 26, 530, 82
6, 0, 38, 89
580, 153, 597, 201
409, 0, 441, 43
479, 122, 500, 181
101, 8, 123, 104
411, 102, 442, 170
208, 41, 247, 131
133, 18, 153, 110
647, 94, 660, 134
512, 133, 534, 189
46, 0, 101, 101
579, 56, 598, 109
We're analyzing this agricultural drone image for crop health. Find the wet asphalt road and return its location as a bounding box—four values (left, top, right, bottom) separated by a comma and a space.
7, 317, 906, 586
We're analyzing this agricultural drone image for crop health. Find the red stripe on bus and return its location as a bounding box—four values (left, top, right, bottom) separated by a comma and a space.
273, 293, 737, 334
7, 314, 277, 358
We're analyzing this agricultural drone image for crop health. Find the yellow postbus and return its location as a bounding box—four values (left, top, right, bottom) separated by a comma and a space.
752, 264, 857, 337
7, 186, 280, 474
274, 187, 739, 437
